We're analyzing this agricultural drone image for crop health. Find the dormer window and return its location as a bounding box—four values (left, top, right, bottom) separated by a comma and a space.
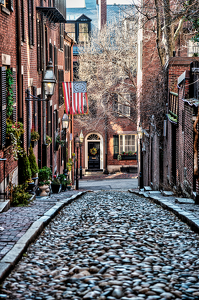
66, 14, 91, 45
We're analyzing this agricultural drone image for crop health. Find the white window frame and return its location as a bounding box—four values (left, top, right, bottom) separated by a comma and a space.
118, 94, 130, 117
187, 40, 199, 57
119, 134, 136, 154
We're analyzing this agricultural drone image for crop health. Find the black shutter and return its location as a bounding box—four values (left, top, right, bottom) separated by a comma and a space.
32, 0, 35, 46
21, 0, 25, 42
38, 101, 42, 169
33, 86, 37, 130
45, 26, 48, 65
49, 42, 53, 62
37, 19, 41, 71
60, 24, 64, 50
0, 67, 7, 149
68, 46, 71, 71
58, 70, 64, 106
190, 61, 199, 99
113, 94, 118, 116
11, 68, 17, 122
28, 0, 33, 45
64, 45, 66, 70
53, 111, 56, 151
27, 89, 31, 150
47, 101, 51, 136
113, 135, 119, 159
54, 46, 57, 80
9, 0, 13, 11
40, 20, 44, 71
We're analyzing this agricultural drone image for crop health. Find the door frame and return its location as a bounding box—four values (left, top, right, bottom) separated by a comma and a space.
85, 133, 103, 170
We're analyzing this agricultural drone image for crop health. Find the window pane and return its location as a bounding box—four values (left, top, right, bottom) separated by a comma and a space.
124, 135, 135, 152
65, 23, 75, 40
119, 135, 123, 153
79, 23, 88, 42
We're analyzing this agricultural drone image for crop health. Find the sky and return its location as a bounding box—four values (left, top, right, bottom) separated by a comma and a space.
66, 0, 132, 8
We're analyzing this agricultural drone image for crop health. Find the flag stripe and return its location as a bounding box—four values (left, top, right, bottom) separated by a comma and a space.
62, 82, 88, 115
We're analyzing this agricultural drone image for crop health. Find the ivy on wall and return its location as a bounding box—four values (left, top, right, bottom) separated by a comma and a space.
6, 68, 14, 118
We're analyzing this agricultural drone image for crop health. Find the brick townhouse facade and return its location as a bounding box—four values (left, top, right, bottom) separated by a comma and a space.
0, 0, 74, 195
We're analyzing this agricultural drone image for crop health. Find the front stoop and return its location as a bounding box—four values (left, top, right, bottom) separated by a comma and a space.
0, 200, 10, 213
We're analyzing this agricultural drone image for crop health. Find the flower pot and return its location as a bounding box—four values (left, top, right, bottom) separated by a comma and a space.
51, 184, 61, 193
67, 186, 72, 190
62, 184, 67, 191
39, 185, 49, 197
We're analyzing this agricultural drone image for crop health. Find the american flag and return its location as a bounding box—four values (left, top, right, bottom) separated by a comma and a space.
62, 81, 89, 115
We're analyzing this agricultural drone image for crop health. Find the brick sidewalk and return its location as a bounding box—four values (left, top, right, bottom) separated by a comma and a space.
0, 190, 81, 261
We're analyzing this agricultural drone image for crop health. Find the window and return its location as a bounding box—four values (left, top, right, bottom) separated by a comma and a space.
28, 0, 34, 46
119, 135, 136, 153
0, 0, 13, 12
65, 23, 75, 40
60, 24, 64, 50
188, 40, 199, 57
58, 70, 64, 106
79, 23, 89, 42
118, 94, 130, 117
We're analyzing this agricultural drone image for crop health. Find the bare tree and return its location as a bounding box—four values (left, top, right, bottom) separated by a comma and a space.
76, 17, 138, 130
132, 0, 199, 67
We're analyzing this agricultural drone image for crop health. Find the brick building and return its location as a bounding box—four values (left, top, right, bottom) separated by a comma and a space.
0, 0, 74, 195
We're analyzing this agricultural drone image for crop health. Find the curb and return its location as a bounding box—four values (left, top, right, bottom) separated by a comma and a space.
0, 191, 86, 283
129, 189, 199, 234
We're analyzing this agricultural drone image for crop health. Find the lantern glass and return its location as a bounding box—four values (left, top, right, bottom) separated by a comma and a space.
62, 114, 69, 129
75, 136, 80, 148
43, 61, 56, 98
79, 130, 84, 143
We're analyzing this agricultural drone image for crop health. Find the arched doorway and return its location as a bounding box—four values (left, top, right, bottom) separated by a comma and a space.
85, 133, 103, 171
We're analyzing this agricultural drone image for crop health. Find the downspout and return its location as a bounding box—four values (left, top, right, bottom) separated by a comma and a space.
16, 0, 22, 121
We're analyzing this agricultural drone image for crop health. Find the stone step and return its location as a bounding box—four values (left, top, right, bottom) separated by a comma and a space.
85, 172, 104, 176
0, 200, 10, 213
175, 198, 195, 204
162, 191, 174, 196
144, 186, 152, 191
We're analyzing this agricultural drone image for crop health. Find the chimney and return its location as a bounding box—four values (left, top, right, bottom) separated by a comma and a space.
99, 0, 107, 30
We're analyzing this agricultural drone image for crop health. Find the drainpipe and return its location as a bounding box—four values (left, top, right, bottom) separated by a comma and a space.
16, 0, 22, 121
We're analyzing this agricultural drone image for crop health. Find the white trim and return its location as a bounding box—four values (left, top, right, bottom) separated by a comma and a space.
85, 132, 103, 170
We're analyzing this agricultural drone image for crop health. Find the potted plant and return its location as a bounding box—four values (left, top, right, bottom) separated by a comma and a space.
31, 129, 40, 147
38, 166, 52, 196
6, 119, 24, 160
19, 150, 32, 184
66, 179, 72, 190
11, 183, 31, 206
56, 134, 65, 151
58, 174, 67, 191
51, 175, 61, 193
46, 135, 52, 146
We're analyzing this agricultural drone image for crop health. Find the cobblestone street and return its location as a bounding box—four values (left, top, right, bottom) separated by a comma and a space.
1, 191, 199, 300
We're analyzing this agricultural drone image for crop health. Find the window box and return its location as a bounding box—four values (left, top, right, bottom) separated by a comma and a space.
120, 154, 137, 160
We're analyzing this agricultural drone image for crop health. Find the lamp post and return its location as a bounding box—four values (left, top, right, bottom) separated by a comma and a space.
75, 135, 80, 190
137, 123, 143, 190
62, 113, 69, 174
79, 130, 84, 179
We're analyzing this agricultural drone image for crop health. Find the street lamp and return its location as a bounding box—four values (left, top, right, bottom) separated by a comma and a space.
62, 113, 69, 129
79, 130, 84, 179
137, 123, 143, 190
25, 60, 56, 102
75, 135, 80, 190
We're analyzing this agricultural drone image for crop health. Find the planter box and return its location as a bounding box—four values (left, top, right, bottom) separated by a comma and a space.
121, 155, 137, 160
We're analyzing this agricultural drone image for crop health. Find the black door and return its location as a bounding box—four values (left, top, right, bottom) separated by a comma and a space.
88, 142, 100, 170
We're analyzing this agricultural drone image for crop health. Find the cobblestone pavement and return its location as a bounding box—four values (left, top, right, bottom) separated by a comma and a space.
1, 191, 199, 300
0, 190, 81, 261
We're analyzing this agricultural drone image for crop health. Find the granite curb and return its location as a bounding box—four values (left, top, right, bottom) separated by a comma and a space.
129, 189, 199, 234
0, 191, 86, 283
